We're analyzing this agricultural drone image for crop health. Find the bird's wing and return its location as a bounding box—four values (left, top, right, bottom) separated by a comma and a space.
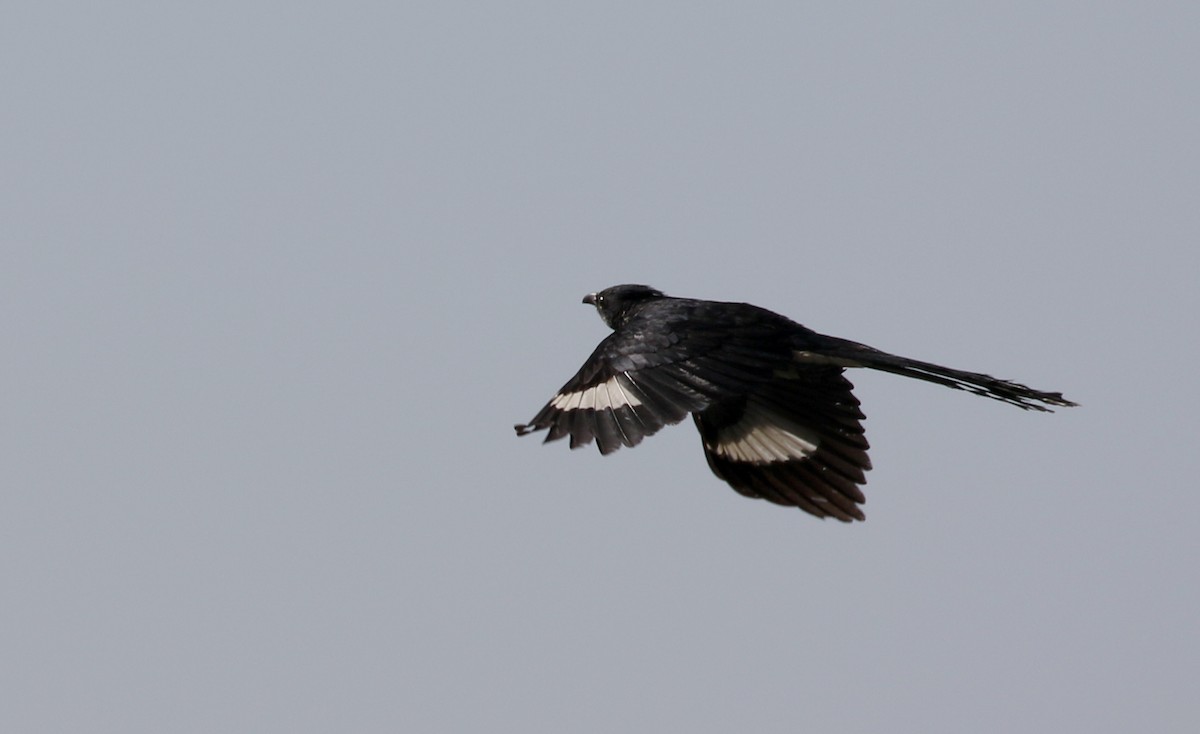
692, 366, 871, 522
514, 304, 792, 455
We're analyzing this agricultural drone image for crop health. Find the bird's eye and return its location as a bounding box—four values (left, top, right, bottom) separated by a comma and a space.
597, 295, 605, 304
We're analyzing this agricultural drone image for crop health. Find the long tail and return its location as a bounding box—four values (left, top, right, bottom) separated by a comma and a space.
802, 335, 1078, 412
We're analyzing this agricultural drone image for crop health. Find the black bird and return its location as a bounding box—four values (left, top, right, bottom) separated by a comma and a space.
515, 284, 1075, 521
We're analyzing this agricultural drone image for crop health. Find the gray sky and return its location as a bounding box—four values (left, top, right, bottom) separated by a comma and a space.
3, 2, 1198, 732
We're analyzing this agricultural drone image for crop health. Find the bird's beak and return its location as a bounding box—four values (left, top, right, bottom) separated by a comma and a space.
582, 293, 597, 305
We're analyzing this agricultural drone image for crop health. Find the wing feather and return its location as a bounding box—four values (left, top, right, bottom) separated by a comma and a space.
693, 367, 872, 521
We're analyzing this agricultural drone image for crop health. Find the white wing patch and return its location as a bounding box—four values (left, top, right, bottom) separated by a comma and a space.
711, 401, 821, 464
551, 374, 643, 412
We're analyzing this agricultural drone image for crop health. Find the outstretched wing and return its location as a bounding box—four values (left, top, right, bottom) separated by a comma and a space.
514, 302, 793, 455
693, 366, 872, 522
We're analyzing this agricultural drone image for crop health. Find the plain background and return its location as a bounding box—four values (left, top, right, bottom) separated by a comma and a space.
3, 2, 1197, 732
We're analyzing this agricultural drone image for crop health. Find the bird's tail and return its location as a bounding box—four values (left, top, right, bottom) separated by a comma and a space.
799, 335, 1077, 412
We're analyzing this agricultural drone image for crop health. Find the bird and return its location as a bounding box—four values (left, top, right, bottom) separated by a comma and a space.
514, 284, 1076, 522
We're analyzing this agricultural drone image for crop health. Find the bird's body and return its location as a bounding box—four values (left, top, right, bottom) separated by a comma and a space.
515, 284, 1075, 521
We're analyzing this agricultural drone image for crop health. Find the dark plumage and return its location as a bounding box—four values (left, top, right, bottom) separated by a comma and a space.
515, 284, 1076, 521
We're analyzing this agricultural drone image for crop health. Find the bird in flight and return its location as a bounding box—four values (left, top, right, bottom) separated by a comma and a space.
515, 284, 1076, 521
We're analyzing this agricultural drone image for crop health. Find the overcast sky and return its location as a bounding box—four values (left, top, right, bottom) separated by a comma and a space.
2, 2, 1198, 732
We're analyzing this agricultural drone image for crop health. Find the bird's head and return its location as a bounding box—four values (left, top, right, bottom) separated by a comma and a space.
583, 284, 665, 329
